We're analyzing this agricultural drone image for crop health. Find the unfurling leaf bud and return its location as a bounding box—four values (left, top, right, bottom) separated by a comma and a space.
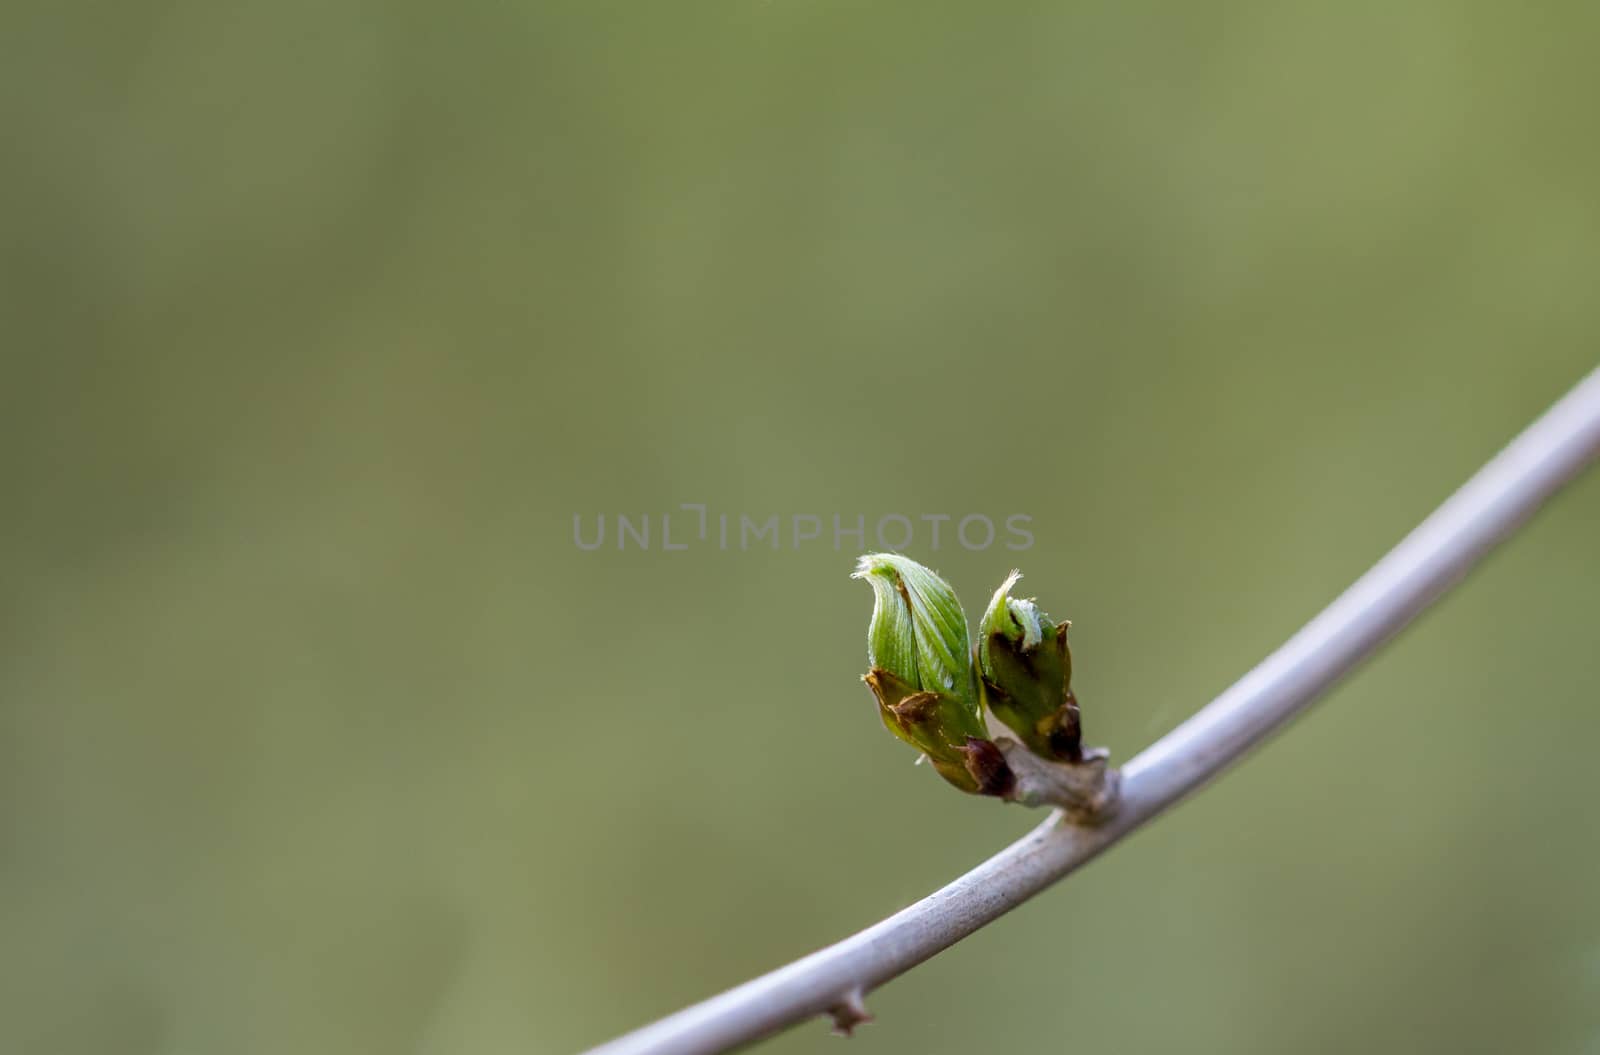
853, 554, 1013, 796
855, 552, 972, 697
977, 570, 1084, 762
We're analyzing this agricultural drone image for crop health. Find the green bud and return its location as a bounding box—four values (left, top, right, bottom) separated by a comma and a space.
854, 553, 972, 698
977, 570, 1084, 762
853, 554, 1012, 796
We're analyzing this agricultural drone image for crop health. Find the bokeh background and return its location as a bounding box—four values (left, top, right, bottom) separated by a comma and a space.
5, 3, 1599, 1054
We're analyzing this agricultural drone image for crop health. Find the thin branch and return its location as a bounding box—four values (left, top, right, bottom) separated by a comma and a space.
582, 366, 1600, 1055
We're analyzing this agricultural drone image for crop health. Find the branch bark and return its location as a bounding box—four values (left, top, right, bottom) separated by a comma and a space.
582, 366, 1600, 1055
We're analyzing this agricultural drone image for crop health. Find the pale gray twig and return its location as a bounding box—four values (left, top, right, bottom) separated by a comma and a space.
582, 366, 1600, 1055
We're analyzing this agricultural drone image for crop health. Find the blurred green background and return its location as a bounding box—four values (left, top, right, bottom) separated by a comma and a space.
4, 2, 1599, 1053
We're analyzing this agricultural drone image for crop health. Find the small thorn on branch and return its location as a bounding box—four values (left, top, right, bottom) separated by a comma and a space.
828, 987, 872, 1037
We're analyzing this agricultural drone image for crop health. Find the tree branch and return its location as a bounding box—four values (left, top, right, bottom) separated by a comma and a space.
581, 366, 1600, 1055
